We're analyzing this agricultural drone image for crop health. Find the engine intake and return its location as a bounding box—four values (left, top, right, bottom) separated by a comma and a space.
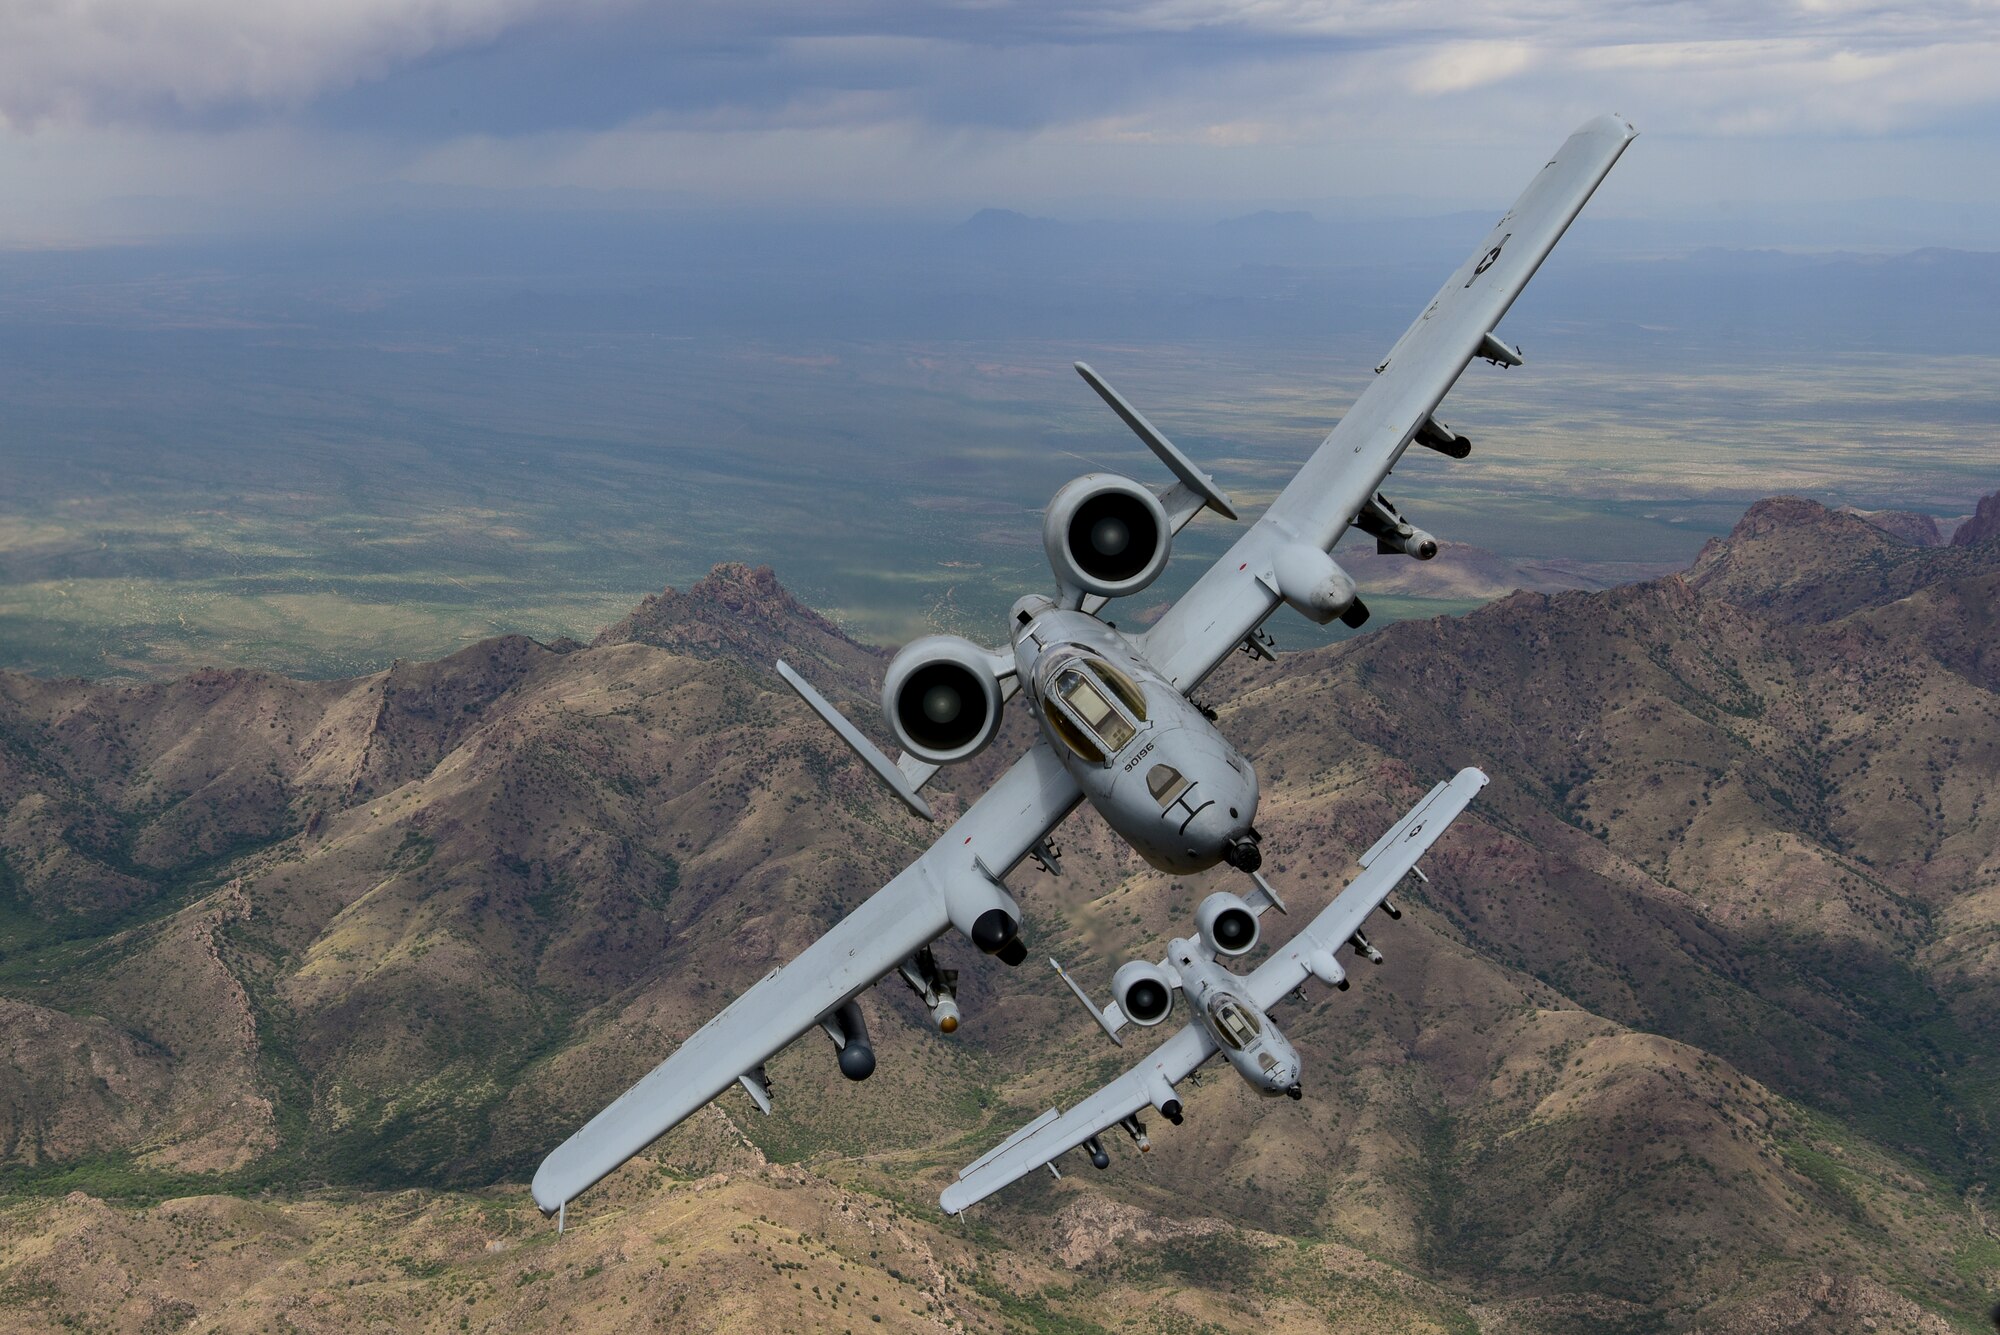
1196, 891, 1260, 957
1112, 960, 1176, 1027
1044, 474, 1172, 600
881, 635, 1005, 764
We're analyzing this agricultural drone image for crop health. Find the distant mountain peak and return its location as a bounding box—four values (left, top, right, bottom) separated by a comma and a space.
1843, 506, 1944, 547
956, 207, 1061, 234
1213, 209, 1317, 232
595, 561, 882, 694
1689, 492, 1998, 624
1950, 489, 2000, 547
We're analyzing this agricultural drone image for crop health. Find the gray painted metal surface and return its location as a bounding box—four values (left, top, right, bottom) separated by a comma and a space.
941, 767, 1487, 1214
530, 741, 1082, 1213
531, 114, 1633, 1220
1139, 113, 1637, 692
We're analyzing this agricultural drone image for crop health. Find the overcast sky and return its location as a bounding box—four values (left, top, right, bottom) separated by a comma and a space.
3, 0, 1999, 244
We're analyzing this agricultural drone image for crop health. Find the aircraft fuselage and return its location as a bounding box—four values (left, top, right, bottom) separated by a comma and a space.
1168, 937, 1301, 1095
1010, 599, 1260, 875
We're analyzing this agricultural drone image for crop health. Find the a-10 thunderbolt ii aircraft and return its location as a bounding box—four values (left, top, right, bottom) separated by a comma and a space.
942, 768, 1486, 1213
531, 113, 1636, 1226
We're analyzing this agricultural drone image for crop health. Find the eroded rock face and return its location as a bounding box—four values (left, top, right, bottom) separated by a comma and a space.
1848, 507, 1944, 547
595, 561, 884, 697
1045, 1195, 1227, 1269
0, 1000, 172, 1164
1689, 1272, 1957, 1334
1953, 488, 2000, 547
1687, 494, 1994, 623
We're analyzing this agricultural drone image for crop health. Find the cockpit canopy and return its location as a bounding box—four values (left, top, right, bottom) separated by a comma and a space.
1210, 995, 1263, 1051
1039, 653, 1147, 764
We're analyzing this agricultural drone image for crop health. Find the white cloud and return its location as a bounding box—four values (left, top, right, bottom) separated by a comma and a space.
1408, 40, 1539, 94
0, 0, 567, 126
5, 0, 2000, 236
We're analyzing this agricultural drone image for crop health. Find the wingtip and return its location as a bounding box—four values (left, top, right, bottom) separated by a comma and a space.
1579, 111, 1639, 142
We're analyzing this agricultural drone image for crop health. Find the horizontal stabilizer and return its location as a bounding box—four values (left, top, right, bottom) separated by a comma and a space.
1075, 362, 1237, 520
897, 752, 941, 791
1245, 870, 1288, 916
777, 659, 934, 821
1051, 957, 1125, 1045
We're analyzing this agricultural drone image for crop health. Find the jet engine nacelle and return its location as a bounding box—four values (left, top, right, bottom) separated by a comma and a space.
1195, 891, 1260, 958
1111, 960, 1176, 1027
881, 635, 1006, 764
1043, 473, 1172, 600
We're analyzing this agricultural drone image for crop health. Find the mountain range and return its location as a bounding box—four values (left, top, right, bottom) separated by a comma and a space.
1, 490, 1996, 1333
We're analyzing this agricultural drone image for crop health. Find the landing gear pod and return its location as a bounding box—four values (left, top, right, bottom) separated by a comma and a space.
970, 908, 1026, 965
1111, 960, 1176, 1027
1196, 891, 1260, 957
1355, 492, 1439, 561
881, 635, 1006, 764
1043, 473, 1172, 601
827, 1001, 875, 1082
1270, 544, 1359, 625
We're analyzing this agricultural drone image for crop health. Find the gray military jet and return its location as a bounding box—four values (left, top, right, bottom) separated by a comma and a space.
531, 113, 1637, 1226
942, 768, 1486, 1213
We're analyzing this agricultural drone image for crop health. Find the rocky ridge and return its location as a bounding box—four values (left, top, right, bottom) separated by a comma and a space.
0, 490, 1996, 1333
1954, 489, 2000, 547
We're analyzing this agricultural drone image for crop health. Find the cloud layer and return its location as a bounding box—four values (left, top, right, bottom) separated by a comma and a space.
0, 0, 570, 125
3, 1, 1999, 231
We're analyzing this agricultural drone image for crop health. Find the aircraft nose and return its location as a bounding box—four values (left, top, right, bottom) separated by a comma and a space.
1183, 791, 1256, 862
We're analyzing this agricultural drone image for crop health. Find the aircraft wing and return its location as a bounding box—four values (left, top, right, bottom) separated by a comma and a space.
1139, 114, 1637, 692
1245, 767, 1487, 1013
939, 1021, 1216, 1215
532, 740, 1085, 1218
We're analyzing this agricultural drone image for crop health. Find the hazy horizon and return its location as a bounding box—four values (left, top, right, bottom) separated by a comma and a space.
2, 203, 1995, 680
3, 2, 1997, 679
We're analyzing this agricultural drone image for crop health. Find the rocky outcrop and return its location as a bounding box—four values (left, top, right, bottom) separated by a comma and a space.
595, 561, 883, 696
1952, 487, 2000, 547
1847, 507, 1944, 546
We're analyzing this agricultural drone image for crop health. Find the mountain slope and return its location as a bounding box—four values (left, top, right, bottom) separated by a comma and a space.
1, 498, 1997, 1333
